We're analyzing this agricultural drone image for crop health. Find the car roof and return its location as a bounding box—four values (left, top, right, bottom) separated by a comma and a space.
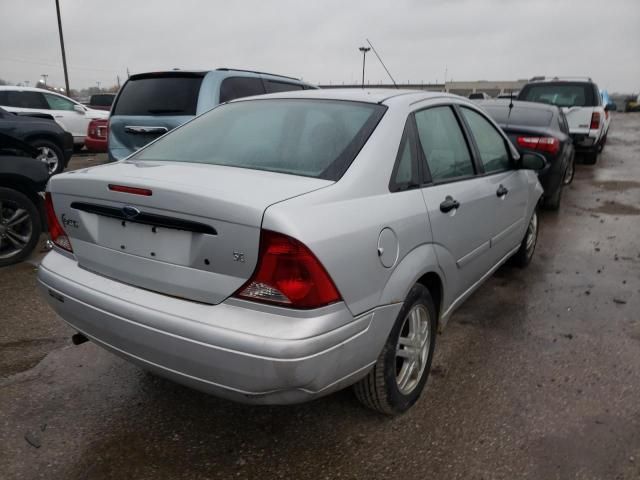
0, 86, 71, 96
128, 68, 308, 84
476, 99, 559, 113
231, 88, 464, 107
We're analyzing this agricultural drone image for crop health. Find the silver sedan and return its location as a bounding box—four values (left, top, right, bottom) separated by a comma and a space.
39, 89, 544, 415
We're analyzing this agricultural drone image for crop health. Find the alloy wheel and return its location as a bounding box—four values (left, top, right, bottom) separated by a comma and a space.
563, 159, 574, 185
0, 199, 33, 261
36, 146, 59, 175
395, 304, 432, 395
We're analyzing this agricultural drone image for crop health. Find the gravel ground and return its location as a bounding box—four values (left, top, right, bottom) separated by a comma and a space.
1, 113, 639, 479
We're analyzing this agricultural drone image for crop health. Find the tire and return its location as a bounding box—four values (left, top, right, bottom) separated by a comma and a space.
582, 150, 598, 165
511, 209, 538, 268
0, 187, 42, 267
563, 155, 575, 185
353, 284, 437, 415
29, 138, 65, 175
598, 133, 607, 152
543, 184, 562, 211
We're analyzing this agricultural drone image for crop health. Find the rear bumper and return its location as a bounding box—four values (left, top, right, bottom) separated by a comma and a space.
37, 250, 399, 404
84, 137, 107, 153
571, 132, 599, 151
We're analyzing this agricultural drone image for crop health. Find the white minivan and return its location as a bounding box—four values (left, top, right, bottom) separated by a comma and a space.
0, 86, 108, 147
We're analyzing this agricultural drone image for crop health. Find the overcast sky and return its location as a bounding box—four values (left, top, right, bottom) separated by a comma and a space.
1, 0, 638, 93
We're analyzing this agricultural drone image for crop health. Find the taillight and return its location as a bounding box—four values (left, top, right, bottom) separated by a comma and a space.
516, 136, 560, 155
590, 111, 601, 130
44, 192, 73, 252
235, 230, 341, 309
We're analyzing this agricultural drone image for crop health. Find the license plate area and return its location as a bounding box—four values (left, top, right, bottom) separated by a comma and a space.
97, 216, 193, 265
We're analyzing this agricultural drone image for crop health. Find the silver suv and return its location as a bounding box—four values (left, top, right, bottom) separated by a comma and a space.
40, 89, 544, 415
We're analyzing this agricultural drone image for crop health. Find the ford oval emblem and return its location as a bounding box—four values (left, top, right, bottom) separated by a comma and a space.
122, 205, 140, 219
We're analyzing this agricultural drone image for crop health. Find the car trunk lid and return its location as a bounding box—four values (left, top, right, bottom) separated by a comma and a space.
48, 161, 332, 304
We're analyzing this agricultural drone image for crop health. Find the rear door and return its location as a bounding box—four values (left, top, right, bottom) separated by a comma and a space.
415, 105, 497, 300
459, 106, 529, 261
42, 92, 86, 140
108, 73, 205, 161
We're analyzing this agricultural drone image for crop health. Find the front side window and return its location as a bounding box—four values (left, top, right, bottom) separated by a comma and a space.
414, 106, 474, 182
44, 93, 75, 111
219, 77, 266, 103
461, 108, 510, 174
134, 99, 386, 180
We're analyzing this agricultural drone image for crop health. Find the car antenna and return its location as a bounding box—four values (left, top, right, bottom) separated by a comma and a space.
366, 39, 398, 89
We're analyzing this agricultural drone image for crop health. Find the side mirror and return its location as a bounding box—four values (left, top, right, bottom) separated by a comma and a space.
520, 152, 546, 171
73, 104, 85, 114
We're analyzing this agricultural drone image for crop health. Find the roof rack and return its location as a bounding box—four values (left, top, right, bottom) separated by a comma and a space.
530, 75, 593, 82
216, 68, 301, 82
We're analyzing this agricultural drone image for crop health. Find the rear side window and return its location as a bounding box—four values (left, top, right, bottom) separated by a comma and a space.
44, 93, 75, 111
134, 99, 386, 180
518, 83, 597, 107
112, 75, 203, 116
264, 80, 305, 93
461, 108, 510, 174
0, 91, 49, 109
219, 77, 266, 103
414, 106, 474, 182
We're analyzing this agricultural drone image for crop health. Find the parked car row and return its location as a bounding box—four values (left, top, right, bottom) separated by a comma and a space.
0, 86, 108, 147
2, 69, 618, 414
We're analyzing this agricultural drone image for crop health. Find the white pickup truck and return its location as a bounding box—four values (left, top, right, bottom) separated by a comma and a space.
517, 78, 612, 164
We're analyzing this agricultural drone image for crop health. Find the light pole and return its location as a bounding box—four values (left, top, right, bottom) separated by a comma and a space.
55, 0, 70, 96
358, 46, 370, 88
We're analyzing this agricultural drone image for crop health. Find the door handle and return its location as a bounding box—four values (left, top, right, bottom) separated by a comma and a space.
440, 195, 460, 213
496, 184, 509, 197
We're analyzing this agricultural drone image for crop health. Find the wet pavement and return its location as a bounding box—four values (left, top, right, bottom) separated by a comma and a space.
1, 114, 639, 479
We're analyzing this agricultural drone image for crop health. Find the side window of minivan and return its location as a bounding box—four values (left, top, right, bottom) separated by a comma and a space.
219, 77, 266, 103
414, 106, 475, 182
264, 80, 304, 93
460, 107, 511, 174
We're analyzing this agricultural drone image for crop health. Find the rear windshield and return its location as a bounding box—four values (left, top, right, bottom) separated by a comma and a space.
482, 104, 553, 127
90, 94, 115, 107
518, 83, 597, 107
112, 75, 203, 116
134, 99, 386, 180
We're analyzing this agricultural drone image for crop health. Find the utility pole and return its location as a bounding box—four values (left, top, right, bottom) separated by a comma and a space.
358, 46, 370, 88
55, 0, 70, 96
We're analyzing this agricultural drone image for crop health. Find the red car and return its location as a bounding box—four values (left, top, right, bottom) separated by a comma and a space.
84, 119, 108, 153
